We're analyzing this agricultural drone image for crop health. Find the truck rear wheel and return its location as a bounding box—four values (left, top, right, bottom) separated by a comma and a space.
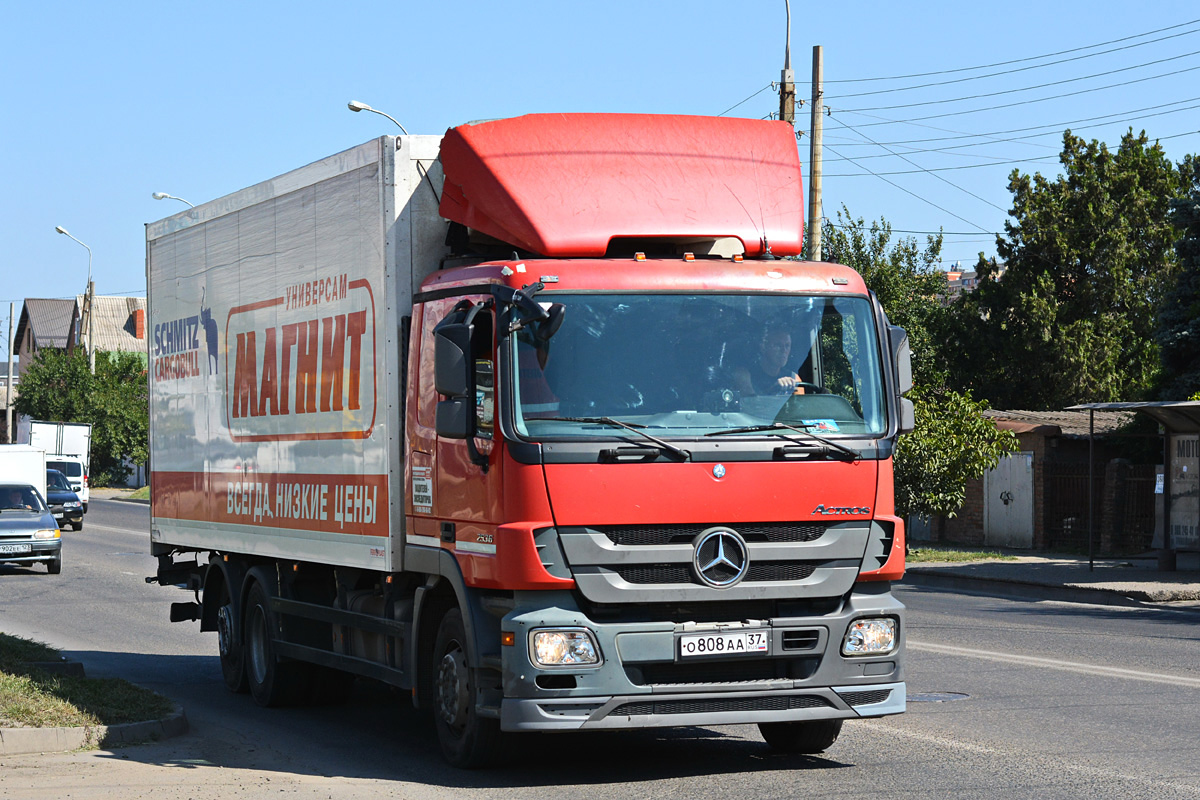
244, 580, 310, 707
432, 608, 504, 768
758, 719, 843, 754
216, 580, 248, 693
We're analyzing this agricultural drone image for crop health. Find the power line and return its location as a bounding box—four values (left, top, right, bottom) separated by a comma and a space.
826, 96, 1200, 148
821, 143, 997, 234
840, 62, 1200, 127
822, 129, 1197, 177
717, 83, 775, 117
831, 117, 1011, 212
835, 49, 1200, 113
829, 26, 1200, 99
809, 17, 1200, 84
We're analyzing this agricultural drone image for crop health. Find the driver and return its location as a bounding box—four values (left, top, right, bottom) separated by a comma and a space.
733, 324, 800, 395
4, 488, 33, 510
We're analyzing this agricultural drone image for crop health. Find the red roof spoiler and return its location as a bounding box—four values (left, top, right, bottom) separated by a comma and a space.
438, 113, 804, 258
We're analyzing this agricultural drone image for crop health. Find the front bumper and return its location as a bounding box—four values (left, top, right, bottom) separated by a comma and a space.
0, 539, 62, 566
498, 586, 905, 732
51, 507, 83, 527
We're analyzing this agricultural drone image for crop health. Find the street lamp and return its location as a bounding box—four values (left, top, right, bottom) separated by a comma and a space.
152, 191, 195, 208
347, 100, 409, 135
54, 225, 95, 374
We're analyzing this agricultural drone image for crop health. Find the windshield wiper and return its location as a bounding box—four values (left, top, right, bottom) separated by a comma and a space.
705, 422, 861, 460
532, 416, 692, 461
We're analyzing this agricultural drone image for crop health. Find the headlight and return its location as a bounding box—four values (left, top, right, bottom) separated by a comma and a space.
531, 629, 600, 667
842, 617, 897, 656
64, 501, 82, 509
34, 529, 61, 540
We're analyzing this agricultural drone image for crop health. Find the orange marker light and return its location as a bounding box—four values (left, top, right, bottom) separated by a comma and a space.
683, 252, 695, 262
733, 254, 744, 262
501, 631, 516, 646
634, 252, 646, 262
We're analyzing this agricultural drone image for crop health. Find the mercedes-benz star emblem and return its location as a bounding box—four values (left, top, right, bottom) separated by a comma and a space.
692, 527, 749, 588
712, 464, 726, 479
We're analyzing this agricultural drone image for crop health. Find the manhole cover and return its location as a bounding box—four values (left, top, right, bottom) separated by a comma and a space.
908, 692, 969, 703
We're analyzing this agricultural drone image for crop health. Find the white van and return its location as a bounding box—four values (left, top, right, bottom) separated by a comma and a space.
45, 456, 88, 512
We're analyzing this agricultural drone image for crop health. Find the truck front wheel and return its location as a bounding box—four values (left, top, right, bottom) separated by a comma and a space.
244, 580, 309, 707
432, 608, 504, 768
758, 719, 843, 754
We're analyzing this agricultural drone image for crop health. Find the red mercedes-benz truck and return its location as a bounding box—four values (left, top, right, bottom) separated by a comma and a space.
146, 113, 912, 768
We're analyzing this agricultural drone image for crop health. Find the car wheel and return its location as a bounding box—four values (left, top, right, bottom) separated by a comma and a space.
47, 556, 62, 575
71, 520, 82, 531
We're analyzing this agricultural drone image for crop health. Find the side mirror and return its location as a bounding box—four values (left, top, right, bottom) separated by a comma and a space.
436, 397, 473, 440
434, 323, 472, 397
899, 397, 915, 435
888, 325, 913, 395
533, 303, 566, 345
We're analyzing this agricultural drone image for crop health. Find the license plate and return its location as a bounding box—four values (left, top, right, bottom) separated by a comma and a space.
0, 544, 32, 555
679, 630, 769, 658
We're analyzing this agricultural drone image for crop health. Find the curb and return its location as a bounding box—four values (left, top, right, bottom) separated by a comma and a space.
0, 705, 188, 756
904, 570, 1200, 611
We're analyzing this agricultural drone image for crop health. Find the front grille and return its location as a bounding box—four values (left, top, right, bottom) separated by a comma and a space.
840, 689, 893, 706
598, 523, 828, 547
628, 657, 819, 686
613, 694, 832, 716
616, 562, 816, 586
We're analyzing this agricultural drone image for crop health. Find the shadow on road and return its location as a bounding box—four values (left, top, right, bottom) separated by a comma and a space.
62, 651, 854, 787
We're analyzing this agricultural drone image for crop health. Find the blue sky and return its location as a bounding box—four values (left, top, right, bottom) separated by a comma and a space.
3, 0, 1198, 360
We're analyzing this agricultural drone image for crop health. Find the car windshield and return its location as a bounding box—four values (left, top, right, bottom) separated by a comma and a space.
47, 471, 72, 490
511, 293, 886, 439
0, 484, 47, 512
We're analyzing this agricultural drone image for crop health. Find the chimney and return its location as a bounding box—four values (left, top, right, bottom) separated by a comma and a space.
133, 308, 145, 339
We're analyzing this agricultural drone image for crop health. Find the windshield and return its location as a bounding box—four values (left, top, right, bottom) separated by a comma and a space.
512, 293, 886, 439
47, 471, 72, 491
0, 484, 48, 512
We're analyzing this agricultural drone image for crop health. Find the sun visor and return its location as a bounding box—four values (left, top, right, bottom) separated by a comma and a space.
438, 113, 804, 258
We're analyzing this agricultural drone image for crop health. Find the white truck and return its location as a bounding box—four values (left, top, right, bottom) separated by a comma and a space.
21, 420, 91, 512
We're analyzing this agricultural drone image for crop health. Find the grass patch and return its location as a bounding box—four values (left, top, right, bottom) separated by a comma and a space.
127, 486, 150, 501
908, 547, 1018, 564
0, 633, 174, 730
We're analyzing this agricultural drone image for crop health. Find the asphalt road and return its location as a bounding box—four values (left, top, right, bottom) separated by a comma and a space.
1, 500, 1199, 799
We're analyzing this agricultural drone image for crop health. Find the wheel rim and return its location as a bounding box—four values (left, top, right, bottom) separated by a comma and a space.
217, 604, 234, 659
435, 641, 469, 731
247, 605, 269, 685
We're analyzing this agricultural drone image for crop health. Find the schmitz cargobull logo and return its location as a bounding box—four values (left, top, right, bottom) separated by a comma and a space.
224, 274, 377, 442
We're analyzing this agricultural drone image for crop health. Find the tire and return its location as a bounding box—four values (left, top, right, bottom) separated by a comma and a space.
47, 555, 62, 575
432, 608, 505, 768
243, 580, 310, 707
758, 719, 843, 754
82, 503, 88, 514
70, 520, 82, 531
216, 578, 249, 693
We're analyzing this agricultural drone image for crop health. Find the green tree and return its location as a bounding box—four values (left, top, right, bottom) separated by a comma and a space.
947, 129, 1186, 409
14, 348, 147, 484
822, 210, 1017, 525
1156, 156, 1200, 399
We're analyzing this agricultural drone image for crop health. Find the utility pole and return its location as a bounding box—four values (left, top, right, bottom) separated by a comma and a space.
779, 1, 796, 125
6, 303, 13, 443
808, 45, 824, 262
84, 280, 95, 374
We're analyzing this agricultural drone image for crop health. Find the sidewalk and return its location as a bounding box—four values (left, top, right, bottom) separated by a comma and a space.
904, 550, 1200, 607
90, 486, 148, 504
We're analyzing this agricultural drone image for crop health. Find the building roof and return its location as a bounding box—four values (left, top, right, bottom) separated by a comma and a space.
1067, 401, 1200, 434
76, 295, 147, 354
983, 408, 1136, 438
14, 298, 77, 354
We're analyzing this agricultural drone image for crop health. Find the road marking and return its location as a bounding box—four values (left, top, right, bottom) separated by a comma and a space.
860, 721, 1200, 796
76, 522, 147, 538
909, 640, 1200, 688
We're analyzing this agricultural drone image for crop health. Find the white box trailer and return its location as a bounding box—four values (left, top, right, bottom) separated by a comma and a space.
0, 445, 48, 502
145, 135, 448, 571
25, 420, 92, 469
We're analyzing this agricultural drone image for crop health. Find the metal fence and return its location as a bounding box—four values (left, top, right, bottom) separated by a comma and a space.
1043, 461, 1156, 554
